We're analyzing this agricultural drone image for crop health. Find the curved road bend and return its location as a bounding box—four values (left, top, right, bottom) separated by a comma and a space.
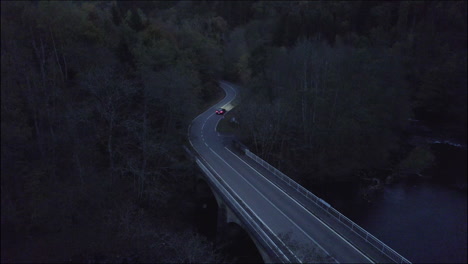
189, 81, 374, 263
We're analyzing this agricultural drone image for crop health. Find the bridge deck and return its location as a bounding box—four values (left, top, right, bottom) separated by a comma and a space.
226, 145, 399, 263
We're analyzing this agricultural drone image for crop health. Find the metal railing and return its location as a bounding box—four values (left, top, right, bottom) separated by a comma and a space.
186, 145, 299, 263
244, 148, 411, 264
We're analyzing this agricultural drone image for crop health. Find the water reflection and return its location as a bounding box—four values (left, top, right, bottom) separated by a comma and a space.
349, 180, 467, 263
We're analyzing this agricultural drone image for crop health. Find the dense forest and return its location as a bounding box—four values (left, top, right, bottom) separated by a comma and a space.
225, 1, 466, 186
1, 1, 466, 263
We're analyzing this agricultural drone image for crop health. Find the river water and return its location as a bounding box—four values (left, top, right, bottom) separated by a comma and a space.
194, 136, 467, 263
313, 142, 467, 263
346, 179, 466, 263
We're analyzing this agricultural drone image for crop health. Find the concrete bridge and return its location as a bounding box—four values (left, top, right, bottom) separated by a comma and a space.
186, 81, 411, 263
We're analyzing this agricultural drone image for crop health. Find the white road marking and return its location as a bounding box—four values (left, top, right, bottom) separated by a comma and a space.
209, 148, 338, 263
188, 81, 231, 150
222, 82, 238, 98
199, 150, 298, 263
195, 159, 290, 262
192, 82, 368, 263
215, 116, 223, 133
189, 82, 298, 262
224, 147, 375, 263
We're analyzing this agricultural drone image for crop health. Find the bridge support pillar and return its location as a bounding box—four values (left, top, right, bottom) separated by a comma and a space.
194, 166, 274, 263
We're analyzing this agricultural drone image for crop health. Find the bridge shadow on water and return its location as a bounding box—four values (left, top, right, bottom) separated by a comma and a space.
193, 179, 263, 263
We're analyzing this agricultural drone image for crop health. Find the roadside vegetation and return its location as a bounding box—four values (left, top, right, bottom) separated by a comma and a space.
1, 1, 225, 262
221, 1, 466, 191
1, 1, 466, 263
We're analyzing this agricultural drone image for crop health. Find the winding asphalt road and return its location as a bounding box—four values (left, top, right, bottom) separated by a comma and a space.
188, 81, 375, 263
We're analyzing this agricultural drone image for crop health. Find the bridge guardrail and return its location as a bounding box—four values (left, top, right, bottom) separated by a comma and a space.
243, 147, 411, 264
186, 145, 299, 263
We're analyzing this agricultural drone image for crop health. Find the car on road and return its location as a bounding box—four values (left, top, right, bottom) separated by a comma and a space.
215, 108, 226, 115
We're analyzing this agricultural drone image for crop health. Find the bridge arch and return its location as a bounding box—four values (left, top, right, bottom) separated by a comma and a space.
194, 176, 267, 263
